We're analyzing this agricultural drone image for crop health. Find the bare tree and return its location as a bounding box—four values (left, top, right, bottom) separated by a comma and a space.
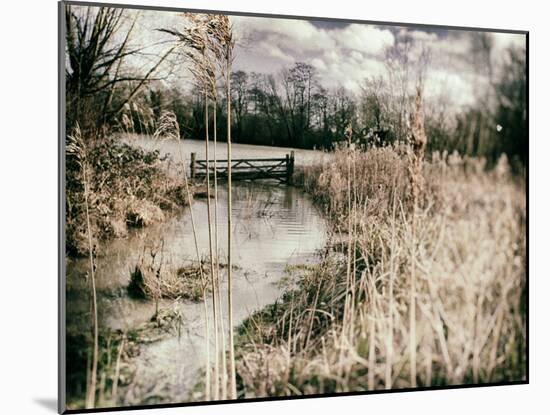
65, 5, 175, 133
360, 76, 390, 139
384, 34, 430, 142
281, 63, 317, 147
231, 70, 249, 140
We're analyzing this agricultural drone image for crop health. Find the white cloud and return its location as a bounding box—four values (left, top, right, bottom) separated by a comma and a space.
324, 49, 340, 63
350, 50, 364, 62
425, 69, 477, 107
407, 30, 438, 42
231, 15, 397, 94
233, 16, 394, 63
335, 24, 395, 54
256, 38, 294, 63
236, 17, 318, 41
233, 16, 336, 52
311, 58, 327, 71
149, 13, 525, 111
321, 54, 387, 91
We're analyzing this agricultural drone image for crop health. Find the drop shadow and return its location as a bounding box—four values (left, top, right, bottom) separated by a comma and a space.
34, 398, 58, 413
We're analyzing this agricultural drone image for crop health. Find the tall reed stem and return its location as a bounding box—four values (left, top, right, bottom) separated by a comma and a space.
410, 208, 417, 387
408, 87, 426, 388
111, 334, 125, 404
342, 128, 353, 347
177, 134, 210, 401
213, 100, 228, 400
386, 188, 398, 389
226, 48, 237, 400
204, 92, 220, 400
83, 160, 99, 410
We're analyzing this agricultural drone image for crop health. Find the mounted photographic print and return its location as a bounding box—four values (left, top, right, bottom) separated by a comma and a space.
59, 1, 528, 413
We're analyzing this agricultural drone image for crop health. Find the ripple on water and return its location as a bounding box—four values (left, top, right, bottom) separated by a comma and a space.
67, 177, 327, 406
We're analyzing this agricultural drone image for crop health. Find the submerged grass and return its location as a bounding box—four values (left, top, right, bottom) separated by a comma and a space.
236, 145, 526, 397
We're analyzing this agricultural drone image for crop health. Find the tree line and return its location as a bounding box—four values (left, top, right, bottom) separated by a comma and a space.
66, 5, 526, 167
133, 49, 525, 167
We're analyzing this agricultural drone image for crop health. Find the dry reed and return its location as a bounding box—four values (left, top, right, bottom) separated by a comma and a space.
160, 13, 235, 400
153, 108, 214, 398
237, 139, 525, 397
67, 126, 100, 409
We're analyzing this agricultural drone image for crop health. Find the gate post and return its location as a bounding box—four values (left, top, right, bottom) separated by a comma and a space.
190, 152, 196, 180
286, 151, 295, 184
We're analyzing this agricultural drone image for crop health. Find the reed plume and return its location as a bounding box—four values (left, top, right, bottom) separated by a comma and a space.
159, 13, 227, 400
159, 12, 235, 401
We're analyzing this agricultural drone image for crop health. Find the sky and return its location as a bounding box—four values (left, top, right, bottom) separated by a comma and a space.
69, 5, 526, 110
229, 15, 525, 107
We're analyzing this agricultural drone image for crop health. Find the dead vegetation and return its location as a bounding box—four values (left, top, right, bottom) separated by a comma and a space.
128, 258, 209, 303
66, 126, 100, 408
66, 134, 191, 257
236, 141, 526, 396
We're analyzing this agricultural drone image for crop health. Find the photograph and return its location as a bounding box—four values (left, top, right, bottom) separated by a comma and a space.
60, 1, 527, 412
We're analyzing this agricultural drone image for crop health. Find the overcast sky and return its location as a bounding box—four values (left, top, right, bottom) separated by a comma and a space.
229, 15, 525, 107
70, 5, 526, 110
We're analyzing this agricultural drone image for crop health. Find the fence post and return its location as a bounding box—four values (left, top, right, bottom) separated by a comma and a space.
287, 151, 295, 184
190, 152, 196, 180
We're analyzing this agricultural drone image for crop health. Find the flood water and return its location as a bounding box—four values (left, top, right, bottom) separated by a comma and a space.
121, 134, 330, 167
66, 137, 328, 407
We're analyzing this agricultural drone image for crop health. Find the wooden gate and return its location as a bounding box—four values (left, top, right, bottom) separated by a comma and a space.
190, 151, 295, 184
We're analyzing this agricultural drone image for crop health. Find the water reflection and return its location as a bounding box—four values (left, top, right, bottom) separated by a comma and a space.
66, 181, 327, 405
